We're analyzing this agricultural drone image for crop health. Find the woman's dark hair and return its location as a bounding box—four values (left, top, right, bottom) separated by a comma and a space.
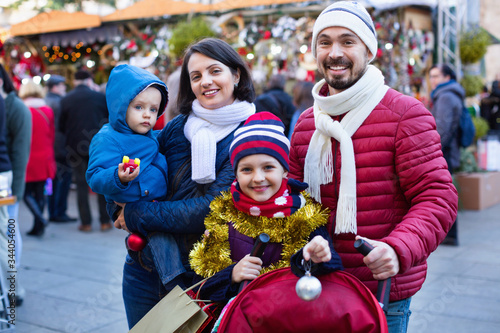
177, 38, 255, 115
430, 64, 457, 81
0, 64, 17, 94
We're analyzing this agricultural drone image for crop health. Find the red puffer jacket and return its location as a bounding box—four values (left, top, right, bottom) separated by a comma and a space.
289, 86, 458, 301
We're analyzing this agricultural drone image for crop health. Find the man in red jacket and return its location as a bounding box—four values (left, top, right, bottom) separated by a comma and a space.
288, 2, 458, 332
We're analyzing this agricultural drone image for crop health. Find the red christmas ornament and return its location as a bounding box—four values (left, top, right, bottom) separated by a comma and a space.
127, 39, 137, 49
407, 64, 414, 76
263, 30, 272, 40
127, 233, 147, 251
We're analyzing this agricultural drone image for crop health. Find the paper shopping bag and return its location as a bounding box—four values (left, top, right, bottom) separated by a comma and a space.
129, 285, 208, 333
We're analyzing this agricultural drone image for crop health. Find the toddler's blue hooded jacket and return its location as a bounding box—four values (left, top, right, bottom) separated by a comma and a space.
86, 64, 168, 203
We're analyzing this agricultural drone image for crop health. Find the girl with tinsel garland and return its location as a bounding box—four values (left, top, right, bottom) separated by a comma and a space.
189, 112, 343, 302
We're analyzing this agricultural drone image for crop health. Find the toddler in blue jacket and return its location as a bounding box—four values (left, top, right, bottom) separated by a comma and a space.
87, 64, 169, 204
87, 64, 185, 284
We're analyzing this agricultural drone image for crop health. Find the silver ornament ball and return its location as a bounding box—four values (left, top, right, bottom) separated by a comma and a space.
295, 273, 322, 301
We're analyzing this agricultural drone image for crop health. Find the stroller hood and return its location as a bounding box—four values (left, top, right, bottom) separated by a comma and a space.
218, 267, 388, 333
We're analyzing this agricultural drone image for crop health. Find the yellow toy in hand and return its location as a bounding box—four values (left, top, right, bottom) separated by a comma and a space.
118, 156, 141, 184
122, 156, 140, 173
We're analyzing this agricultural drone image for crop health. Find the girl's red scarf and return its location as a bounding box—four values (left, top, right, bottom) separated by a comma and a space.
231, 178, 308, 218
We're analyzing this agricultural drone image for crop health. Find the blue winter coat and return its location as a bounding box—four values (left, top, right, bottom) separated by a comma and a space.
121, 114, 238, 283
430, 80, 464, 171
86, 64, 169, 203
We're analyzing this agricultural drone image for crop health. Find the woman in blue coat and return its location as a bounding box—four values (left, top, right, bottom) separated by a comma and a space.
112, 38, 257, 328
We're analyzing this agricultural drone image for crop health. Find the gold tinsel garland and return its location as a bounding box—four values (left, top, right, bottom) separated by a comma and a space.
189, 191, 330, 278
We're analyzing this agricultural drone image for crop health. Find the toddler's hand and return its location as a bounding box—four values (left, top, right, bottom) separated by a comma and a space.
118, 163, 140, 183
231, 254, 263, 283
303, 235, 331, 263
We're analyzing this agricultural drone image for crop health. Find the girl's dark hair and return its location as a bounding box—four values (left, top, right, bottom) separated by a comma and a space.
0, 64, 17, 94
177, 38, 255, 115
430, 64, 457, 81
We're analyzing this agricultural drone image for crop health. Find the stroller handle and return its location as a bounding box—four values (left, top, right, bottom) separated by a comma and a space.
238, 233, 270, 293
250, 233, 270, 258
354, 239, 391, 313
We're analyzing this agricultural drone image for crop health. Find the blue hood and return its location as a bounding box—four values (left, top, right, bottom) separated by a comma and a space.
106, 64, 168, 134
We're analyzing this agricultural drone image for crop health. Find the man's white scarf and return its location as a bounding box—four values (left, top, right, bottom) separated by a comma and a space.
304, 65, 389, 234
184, 99, 255, 184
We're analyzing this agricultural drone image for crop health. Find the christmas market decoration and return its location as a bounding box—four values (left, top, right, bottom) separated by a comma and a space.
295, 260, 322, 301
126, 233, 147, 252
41, 42, 101, 66
1, 0, 436, 99
239, 21, 261, 47
219, 15, 246, 44
372, 9, 433, 96
99, 43, 119, 68
1, 38, 45, 88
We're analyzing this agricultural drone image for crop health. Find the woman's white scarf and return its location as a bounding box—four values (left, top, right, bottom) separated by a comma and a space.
184, 99, 255, 184
304, 65, 389, 234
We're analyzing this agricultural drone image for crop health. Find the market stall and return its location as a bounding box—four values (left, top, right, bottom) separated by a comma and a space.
1, 0, 437, 98
209, 2, 435, 97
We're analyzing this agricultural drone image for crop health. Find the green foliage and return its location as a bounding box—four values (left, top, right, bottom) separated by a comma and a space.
456, 117, 489, 173
472, 116, 490, 140
459, 27, 491, 64
457, 147, 480, 173
169, 17, 216, 59
460, 75, 484, 97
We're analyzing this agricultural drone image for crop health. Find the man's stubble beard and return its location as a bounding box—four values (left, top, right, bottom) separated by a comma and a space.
318, 57, 369, 92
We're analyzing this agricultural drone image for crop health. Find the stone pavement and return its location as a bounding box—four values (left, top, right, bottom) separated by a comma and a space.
14, 191, 128, 333
9, 190, 500, 332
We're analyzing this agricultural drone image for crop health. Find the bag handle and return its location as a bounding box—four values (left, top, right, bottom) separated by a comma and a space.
180, 277, 212, 304
181, 276, 209, 295
195, 278, 208, 300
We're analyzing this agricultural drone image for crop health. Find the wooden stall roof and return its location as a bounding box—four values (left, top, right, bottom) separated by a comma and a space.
102, 0, 211, 22
209, 0, 310, 12
9, 11, 101, 36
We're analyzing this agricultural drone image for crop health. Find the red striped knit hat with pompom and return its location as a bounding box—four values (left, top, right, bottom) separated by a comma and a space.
229, 112, 290, 171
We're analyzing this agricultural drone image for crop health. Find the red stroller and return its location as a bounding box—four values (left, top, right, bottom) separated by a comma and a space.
216, 239, 389, 333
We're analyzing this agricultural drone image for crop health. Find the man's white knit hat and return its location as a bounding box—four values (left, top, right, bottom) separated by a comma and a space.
312, 1, 377, 62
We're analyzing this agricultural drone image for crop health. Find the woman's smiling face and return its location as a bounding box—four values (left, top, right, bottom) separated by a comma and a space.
187, 52, 240, 110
